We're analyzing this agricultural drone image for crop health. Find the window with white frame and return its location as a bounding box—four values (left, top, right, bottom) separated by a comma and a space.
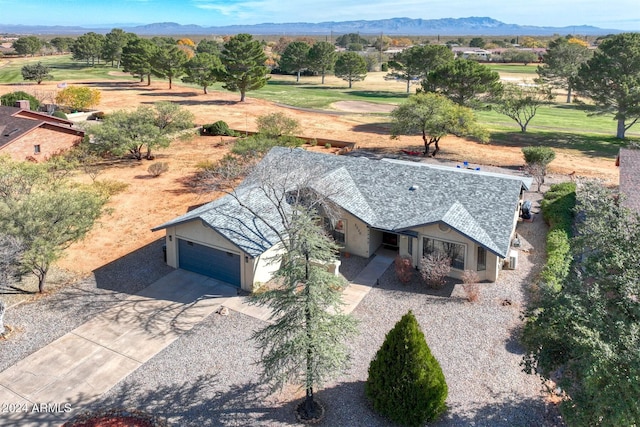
422, 237, 465, 270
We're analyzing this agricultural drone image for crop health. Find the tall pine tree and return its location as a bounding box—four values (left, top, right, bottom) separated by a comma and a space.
218, 33, 269, 102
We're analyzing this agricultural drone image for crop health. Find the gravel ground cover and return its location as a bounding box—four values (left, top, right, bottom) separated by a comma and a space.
0, 239, 173, 372
1, 159, 567, 425
73, 190, 563, 426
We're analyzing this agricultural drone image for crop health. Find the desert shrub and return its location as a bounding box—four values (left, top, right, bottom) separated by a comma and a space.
419, 253, 451, 288
0, 91, 40, 110
199, 153, 255, 189
366, 310, 448, 427
202, 120, 236, 136
148, 162, 169, 177
195, 159, 216, 170
277, 135, 305, 148
52, 110, 68, 120
394, 255, 413, 284
461, 270, 480, 303
89, 111, 105, 120
522, 146, 556, 192
92, 180, 129, 196
231, 134, 283, 158
256, 112, 299, 137
324, 143, 332, 149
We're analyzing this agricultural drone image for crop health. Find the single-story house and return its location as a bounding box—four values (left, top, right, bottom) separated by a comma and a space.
153, 147, 531, 291
0, 103, 84, 161
616, 147, 640, 213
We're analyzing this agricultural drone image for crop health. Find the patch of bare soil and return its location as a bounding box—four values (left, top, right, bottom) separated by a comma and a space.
0, 78, 619, 278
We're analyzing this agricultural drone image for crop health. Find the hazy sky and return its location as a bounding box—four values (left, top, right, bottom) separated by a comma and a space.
1, 0, 639, 30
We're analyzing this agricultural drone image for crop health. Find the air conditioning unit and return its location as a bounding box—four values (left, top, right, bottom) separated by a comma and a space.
507, 250, 518, 270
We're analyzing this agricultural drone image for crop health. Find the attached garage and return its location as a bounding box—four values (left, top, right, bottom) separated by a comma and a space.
177, 239, 241, 287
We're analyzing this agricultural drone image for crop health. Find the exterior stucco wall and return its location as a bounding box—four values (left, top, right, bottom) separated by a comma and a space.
368, 229, 384, 257
340, 211, 371, 258
253, 243, 284, 287
410, 223, 498, 281
0, 127, 81, 161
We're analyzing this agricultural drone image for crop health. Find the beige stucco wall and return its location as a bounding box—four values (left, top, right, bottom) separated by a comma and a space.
253, 243, 284, 286
368, 229, 384, 257
340, 211, 371, 258
402, 223, 502, 282
0, 127, 81, 162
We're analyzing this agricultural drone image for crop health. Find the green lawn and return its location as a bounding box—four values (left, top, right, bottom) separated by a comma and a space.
251, 77, 409, 109
487, 63, 539, 75
475, 103, 634, 136
0, 55, 133, 83
488, 130, 628, 157
2, 55, 637, 157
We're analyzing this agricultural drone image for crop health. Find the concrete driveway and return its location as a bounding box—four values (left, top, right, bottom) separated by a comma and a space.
0, 270, 236, 426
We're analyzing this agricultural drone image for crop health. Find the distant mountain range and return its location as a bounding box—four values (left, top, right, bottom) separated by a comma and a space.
0, 17, 623, 36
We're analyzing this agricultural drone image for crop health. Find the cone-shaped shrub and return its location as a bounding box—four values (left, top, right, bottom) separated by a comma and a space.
365, 310, 447, 427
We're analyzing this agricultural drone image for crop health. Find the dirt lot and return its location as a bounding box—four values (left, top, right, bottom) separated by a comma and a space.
0, 74, 619, 280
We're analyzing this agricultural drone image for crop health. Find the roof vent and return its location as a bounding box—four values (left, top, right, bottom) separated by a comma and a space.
409, 185, 419, 191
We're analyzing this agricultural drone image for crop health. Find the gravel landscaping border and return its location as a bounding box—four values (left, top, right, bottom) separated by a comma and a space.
1, 166, 568, 425
71, 191, 563, 426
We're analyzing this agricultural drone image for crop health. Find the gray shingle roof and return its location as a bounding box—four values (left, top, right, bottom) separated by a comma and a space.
154, 147, 531, 258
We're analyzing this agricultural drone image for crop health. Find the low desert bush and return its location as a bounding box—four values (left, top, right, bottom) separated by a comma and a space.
195, 159, 216, 170
52, 110, 68, 120
256, 112, 299, 137
394, 255, 413, 284
202, 120, 236, 136
461, 270, 480, 303
92, 180, 129, 196
148, 162, 169, 177
419, 253, 451, 288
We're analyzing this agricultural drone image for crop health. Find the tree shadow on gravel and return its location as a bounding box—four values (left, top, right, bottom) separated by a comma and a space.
316, 380, 564, 426
317, 380, 395, 427
43, 239, 173, 316
81, 375, 298, 427
376, 266, 458, 299
93, 238, 173, 294
437, 396, 564, 427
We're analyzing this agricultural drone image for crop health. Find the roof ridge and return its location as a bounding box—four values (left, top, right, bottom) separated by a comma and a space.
442, 201, 500, 254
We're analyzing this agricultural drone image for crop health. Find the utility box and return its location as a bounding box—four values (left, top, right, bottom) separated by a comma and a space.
506, 250, 518, 270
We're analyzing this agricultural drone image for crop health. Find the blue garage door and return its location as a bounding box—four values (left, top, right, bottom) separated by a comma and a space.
178, 239, 241, 287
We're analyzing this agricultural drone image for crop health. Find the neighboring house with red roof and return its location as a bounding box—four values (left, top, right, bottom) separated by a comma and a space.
0, 104, 84, 161
617, 147, 640, 213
